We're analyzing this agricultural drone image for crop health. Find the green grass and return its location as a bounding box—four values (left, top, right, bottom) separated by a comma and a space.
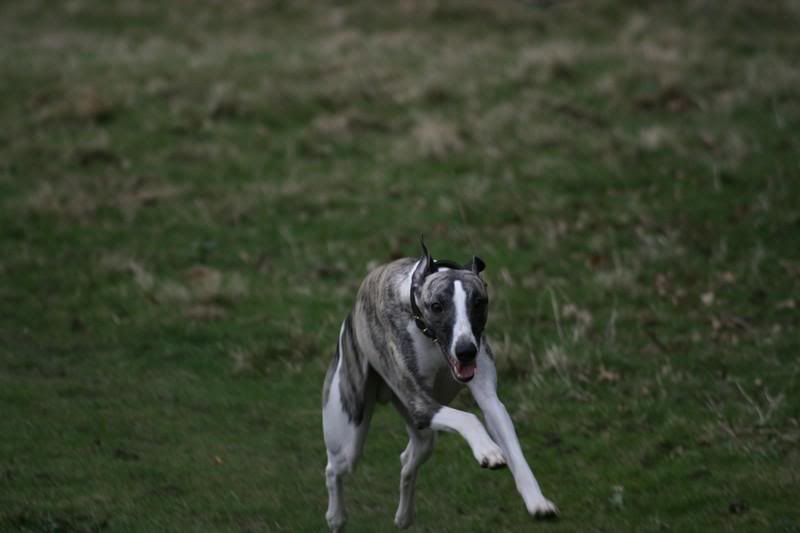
1, 0, 799, 531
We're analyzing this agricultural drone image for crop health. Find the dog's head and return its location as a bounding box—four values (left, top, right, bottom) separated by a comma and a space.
411, 241, 488, 383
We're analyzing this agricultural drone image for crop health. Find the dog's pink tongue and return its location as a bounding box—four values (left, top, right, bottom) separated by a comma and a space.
455, 361, 476, 380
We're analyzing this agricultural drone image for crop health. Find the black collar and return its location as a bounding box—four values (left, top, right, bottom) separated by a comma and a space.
409, 257, 465, 342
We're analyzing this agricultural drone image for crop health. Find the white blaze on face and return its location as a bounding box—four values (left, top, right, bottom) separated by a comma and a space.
450, 280, 476, 356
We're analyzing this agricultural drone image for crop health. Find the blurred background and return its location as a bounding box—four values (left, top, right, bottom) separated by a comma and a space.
1, 0, 798, 531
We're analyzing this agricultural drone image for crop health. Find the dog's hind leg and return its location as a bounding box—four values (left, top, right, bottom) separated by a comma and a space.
324, 450, 347, 533
323, 370, 375, 532
394, 424, 434, 529
322, 317, 377, 531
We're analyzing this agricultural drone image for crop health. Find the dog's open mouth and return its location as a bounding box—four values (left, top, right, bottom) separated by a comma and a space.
448, 355, 476, 382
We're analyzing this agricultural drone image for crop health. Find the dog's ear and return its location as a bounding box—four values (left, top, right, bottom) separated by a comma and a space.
466, 255, 486, 275
412, 237, 433, 294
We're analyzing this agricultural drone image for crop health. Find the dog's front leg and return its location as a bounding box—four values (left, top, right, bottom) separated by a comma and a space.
467, 347, 558, 518
430, 406, 506, 469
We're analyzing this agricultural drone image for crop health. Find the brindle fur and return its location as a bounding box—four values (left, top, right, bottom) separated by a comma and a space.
322, 249, 557, 531
326, 257, 488, 429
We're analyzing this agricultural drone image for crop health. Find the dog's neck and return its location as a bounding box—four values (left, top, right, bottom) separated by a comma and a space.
410, 286, 436, 341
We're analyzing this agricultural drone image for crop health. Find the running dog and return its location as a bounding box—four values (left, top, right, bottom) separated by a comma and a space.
322, 241, 557, 530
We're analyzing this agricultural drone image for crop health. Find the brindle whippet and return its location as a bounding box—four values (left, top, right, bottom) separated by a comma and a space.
322, 241, 558, 530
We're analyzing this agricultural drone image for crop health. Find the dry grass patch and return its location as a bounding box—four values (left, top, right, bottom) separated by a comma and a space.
101, 258, 249, 321
512, 40, 585, 83
23, 175, 185, 222
395, 115, 465, 160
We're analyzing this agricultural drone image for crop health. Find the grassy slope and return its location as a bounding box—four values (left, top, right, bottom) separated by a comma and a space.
1, 1, 798, 531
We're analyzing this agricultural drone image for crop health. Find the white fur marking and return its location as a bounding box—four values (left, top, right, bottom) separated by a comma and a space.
430, 406, 505, 468
400, 259, 420, 305
323, 321, 350, 458
450, 281, 476, 355
467, 348, 558, 516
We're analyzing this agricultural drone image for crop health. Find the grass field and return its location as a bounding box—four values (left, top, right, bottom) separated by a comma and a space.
1, 0, 799, 531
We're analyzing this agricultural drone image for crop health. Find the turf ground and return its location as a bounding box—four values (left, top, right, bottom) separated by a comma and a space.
1, 1, 799, 531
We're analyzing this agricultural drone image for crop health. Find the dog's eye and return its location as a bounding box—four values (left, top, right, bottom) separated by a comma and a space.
473, 298, 488, 311
431, 302, 444, 313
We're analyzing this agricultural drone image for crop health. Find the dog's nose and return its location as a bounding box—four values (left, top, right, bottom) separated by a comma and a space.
454, 339, 478, 363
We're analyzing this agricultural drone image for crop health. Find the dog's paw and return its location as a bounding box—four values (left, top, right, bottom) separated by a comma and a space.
394, 510, 414, 529
473, 439, 506, 469
326, 509, 347, 532
526, 497, 559, 519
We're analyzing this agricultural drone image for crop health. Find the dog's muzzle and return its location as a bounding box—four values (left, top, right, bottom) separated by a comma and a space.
449, 338, 478, 382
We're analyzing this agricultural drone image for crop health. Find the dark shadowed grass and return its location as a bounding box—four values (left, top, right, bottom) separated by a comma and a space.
1, 0, 799, 531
